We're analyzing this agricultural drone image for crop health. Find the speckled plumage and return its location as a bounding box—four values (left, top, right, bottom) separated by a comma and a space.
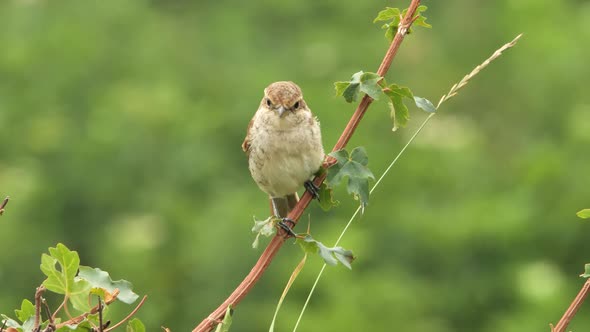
243, 81, 324, 216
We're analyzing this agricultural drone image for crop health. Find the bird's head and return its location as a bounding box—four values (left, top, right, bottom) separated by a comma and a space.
261, 81, 306, 118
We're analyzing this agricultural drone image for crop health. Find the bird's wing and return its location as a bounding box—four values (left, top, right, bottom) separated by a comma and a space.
242, 117, 254, 156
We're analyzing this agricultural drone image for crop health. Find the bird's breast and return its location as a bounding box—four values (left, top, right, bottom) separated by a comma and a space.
248, 113, 324, 197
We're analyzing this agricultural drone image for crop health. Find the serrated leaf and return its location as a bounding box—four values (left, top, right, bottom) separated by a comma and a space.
336, 71, 383, 103
413, 15, 432, 28
317, 242, 339, 266
251, 216, 276, 249
342, 83, 360, 103
388, 84, 414, 99
69, 279, 93, 312
58, 319, 94, 332
350, 146, 369, 166
414, 96, 436, 113
317, 183, 338, 211
346, 177, 370, 213
15, 300, 34, 323
299, 235, 355, 269
577, 209, 590, 219
332, 247, 355, 269
373, 7, 400, 23
214, 306, 233, 332
89, 287, 108, 298
327, 150, 349, 186
385, 24, 397, 42
40, 244, 91, 310
581, 264, 590, 278
327, 148, 374, 211
334, 82, 350, 97
126, 318, 146, 332
296, 235, 319, 255
389, 94, 409, 131
78, 266, 139, 304
384, 84, 414, 131
1, 315, 21, 329
359, 72, 383, 100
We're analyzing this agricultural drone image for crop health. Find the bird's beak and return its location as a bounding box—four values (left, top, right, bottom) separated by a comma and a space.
275, 105, 287, 117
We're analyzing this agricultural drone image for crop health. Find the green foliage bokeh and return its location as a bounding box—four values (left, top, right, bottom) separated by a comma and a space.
1, 0, 589, 331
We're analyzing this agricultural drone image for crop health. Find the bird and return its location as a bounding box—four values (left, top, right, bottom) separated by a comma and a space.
242, 81, 324, 234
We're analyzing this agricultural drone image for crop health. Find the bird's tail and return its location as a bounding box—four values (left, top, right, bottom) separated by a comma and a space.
270, 193, 299, 218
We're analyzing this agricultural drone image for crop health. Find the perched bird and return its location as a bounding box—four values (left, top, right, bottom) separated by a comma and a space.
242, 81, 324, 230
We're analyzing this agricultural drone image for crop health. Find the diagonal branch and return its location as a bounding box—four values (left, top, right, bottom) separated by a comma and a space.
0, 196, 9, 216
192, 1, 422, 331
551, 278, 590, 332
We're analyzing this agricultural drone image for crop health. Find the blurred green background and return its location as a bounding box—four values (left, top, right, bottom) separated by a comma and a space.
1, 0, 589, 331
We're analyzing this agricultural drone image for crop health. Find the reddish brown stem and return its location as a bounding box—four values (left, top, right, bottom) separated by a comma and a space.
193, 1, 421, 331
551, 278, 590, 332
33, 286, 46, 332
104, 295, 148, 332
55, 290, 121, 329
0, 196, 9, 216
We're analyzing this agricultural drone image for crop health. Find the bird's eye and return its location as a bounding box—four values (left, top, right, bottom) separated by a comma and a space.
266, 99, 272, 107
293, 101, 300, 109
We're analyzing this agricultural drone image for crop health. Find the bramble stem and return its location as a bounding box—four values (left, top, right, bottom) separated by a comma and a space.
551, 278, 590, 332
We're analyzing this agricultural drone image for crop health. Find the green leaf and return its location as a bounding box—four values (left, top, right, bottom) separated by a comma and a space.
126, 318, 146, 332
577, 209, 590, 219
327, 148, 375, 212
359, 72, 383, 100
376, 5, 430, 39
384, 24, 397, 42
251, 216, 276, 249
413, 16, 432, 28
335, 71, 383, 103
388, 84, 414, 99
581, 264, 590, 278
15, 299, 35, 323
332, 247, 355, 269
414, 96, 437, 113
69, 278, 93, 312
89, 287, 108, 299
78, 266, 139, 304
214, 306, 233, 332
350, 146, 369, 165
413, 5, 431, 28
384, 84, 414, 131
58, 319, 95, 331
41, 243, 81, 294
342, 83, 360, 103
1, 314, 21, 329
334, 82, 350, 97
40, 244, 92, 312
373, 7, 400, 23
389, 95, 408, 131
297, 235, 355, 269
296, 235, 319, 255
317, 183, 339, 211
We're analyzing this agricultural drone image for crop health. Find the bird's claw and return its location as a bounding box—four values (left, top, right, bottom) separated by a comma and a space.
304, 180, 320, 200
277, 218, 297, 238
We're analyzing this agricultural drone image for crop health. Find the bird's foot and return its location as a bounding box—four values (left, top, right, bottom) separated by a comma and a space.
304, 180, 320, 200
277, 218, 298, 238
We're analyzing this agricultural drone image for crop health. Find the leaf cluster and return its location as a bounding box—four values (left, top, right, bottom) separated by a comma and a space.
374, 5, 431, 41
1, 243, 144, 332
334, 72, 435, 131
